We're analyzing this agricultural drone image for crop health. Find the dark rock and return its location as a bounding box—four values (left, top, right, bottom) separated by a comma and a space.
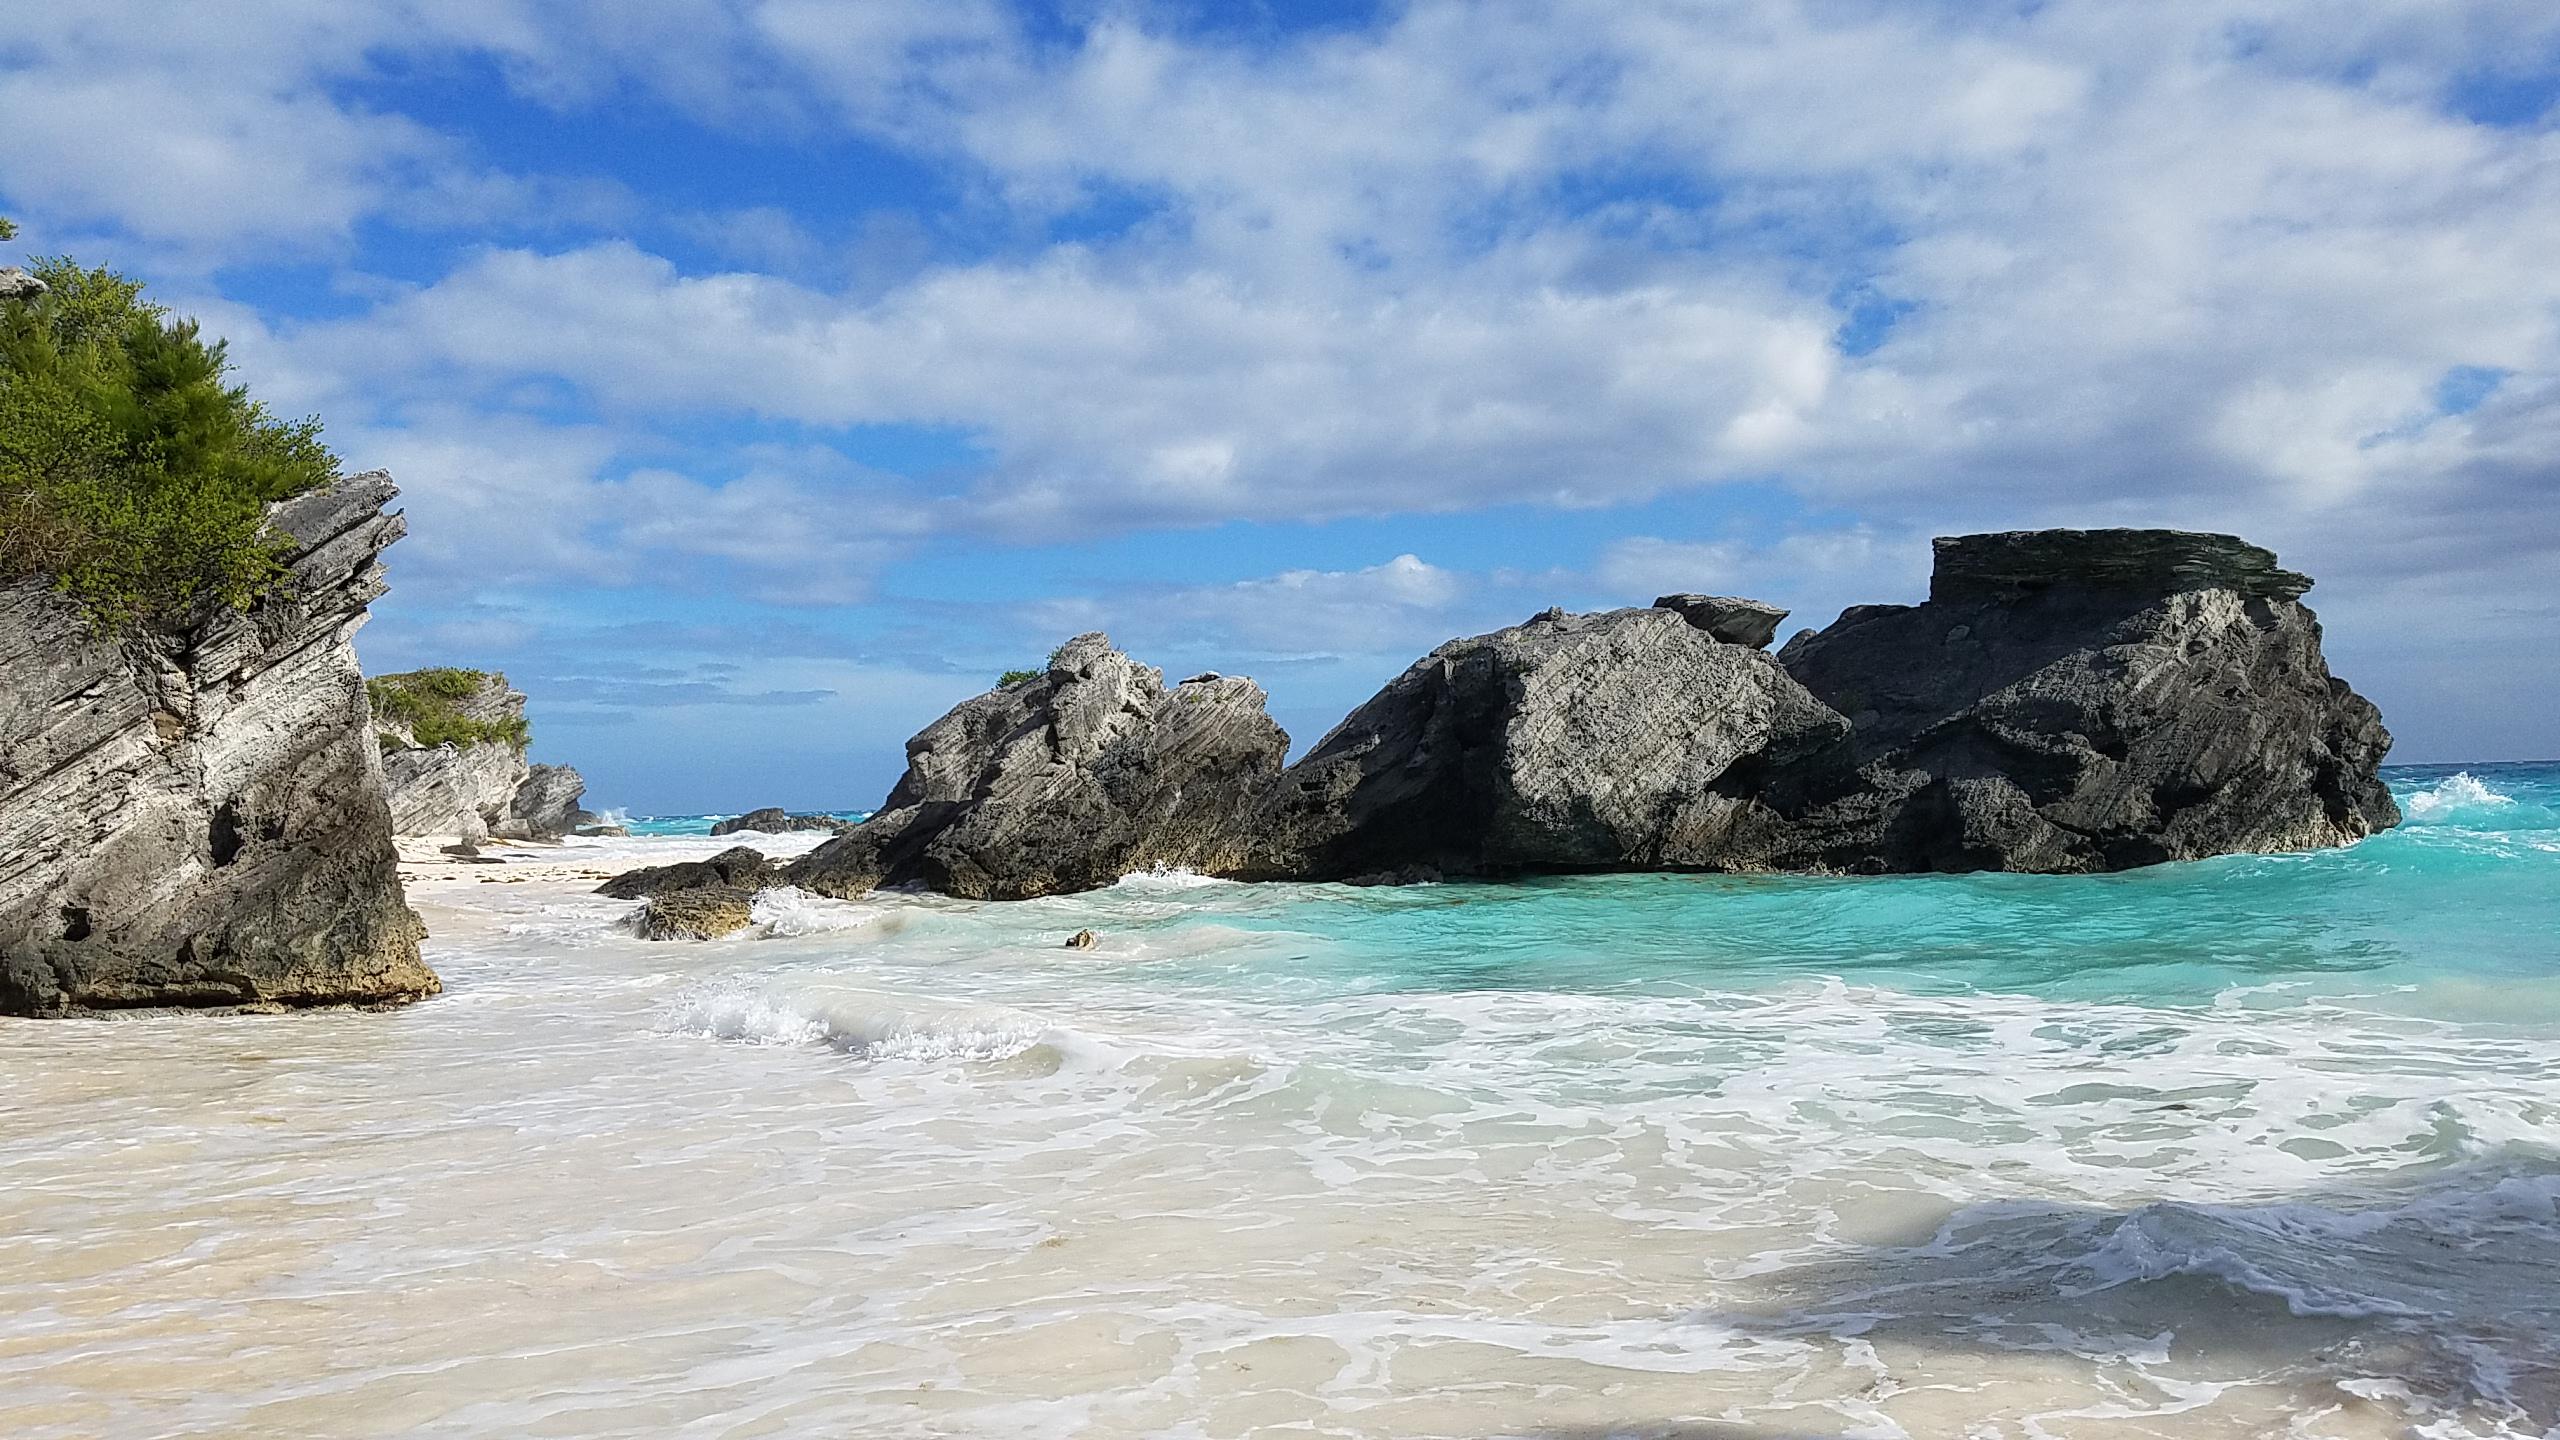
782, 632, 1289, 900
1763, 528, 2397, 872
1244, 606, 1851, 881
0, 473, 435, 1015
711, 806, 853, 836
1651, 594, 1791, 649
595, 845, 771, 900
634, 886, 755, 941
1065, 929, 1097, 950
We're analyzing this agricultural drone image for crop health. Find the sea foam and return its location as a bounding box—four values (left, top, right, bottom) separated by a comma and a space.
2405, 772, 2517, 821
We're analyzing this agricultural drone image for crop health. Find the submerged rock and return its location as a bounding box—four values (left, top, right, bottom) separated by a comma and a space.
710, 806, 852, 836
782, 633, 1289, 900
1245, 606, 1851, 881
0, 473, 435, 1014
634, 886, 755, 941
1764, 528, 2398, 872
596, 845, 772, 900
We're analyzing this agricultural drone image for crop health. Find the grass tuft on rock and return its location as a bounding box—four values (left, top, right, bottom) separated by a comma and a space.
367, 668, 530, 750
0, 249, 340, 630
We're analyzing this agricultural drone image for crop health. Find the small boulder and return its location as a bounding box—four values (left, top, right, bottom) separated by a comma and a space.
596, 845, 771, 899
1064, 929, 1098, 950
0, 268, 49, 303
635, 886, 755, 941
1651, 594, 1790, 649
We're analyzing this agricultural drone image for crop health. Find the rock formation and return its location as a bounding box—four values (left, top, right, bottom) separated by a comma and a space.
371, 671, 596, 842
1244, 605, 1851, 881
777, 527, 2396, 901
710, 806, 853, 837
782, 633, 1290, 900
1652, 594, 1790, 649
1760, 529, 2399, 872
633, 887, 756, 941
596, 846, 773, 900
0, 472, 436, 1014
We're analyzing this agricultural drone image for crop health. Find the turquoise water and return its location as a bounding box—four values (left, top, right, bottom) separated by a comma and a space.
622, 809, 870, 837
4, 765, 2555, 1437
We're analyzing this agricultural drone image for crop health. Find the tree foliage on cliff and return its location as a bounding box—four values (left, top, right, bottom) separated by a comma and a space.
367, 668, 531, 751
0, 253, 338, 628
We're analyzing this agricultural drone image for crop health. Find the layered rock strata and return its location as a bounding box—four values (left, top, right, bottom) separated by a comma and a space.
782, 634, 1290, 900
0, 473, 435, 1014
373, 673, 595, 842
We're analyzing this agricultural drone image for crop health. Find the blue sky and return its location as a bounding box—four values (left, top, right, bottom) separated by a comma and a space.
5, 2, 2558, 812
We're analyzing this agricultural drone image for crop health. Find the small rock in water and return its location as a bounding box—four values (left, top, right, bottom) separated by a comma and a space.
1064, 929, 1098, 950
635, 887, 756, 941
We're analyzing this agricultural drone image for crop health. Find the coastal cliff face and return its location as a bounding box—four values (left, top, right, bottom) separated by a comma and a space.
0, 472, 435, 1014
788, 528, 2396, 899
372, 672, 592, 842
783, 633, 1289, 899
1763, 529, 2400, 872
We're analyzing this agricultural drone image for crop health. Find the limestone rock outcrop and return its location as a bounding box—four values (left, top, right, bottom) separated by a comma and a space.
1244, 605, 1851, 882
710, 806, 852, 837
1759, 528, 2398, 872
777, 528, 2397, 900
1652, 594, 1790, 649
373, 672, 595, 842
782, 633, 1290, 900
0, 472, 435, 1014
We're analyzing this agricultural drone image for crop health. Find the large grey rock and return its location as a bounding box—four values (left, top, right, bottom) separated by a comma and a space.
1652, 594, 1790, 649
1762, 528, 2398, 872
1244, 606, 1852, 881
782, 633, 1289, 900
0, 268, 48, 303
498, 762, 591, 840
0, 473, 435, 1014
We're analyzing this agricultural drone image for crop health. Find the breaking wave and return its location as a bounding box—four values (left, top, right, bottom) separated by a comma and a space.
2405, 772, 2518, 821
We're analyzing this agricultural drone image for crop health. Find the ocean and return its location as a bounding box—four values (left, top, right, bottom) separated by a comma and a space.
3, 764, 2555, 1438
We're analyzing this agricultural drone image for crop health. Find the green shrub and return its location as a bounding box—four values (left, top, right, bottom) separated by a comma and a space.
0, 250, 338, 629
367, 668, 530, 751
998, 668, 1040, 686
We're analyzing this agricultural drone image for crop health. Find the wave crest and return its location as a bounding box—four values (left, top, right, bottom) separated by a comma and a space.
2405, 772, 2517, 821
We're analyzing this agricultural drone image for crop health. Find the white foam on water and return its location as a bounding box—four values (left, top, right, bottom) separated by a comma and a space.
1109, 866, 1237, 893
2405, 772, 2517, 821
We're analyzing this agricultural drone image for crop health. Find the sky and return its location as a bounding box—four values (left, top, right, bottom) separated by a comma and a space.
4, 1, 2557, 813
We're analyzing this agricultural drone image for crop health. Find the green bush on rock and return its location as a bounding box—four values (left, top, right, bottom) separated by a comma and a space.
0, 249, 338, 630
367, 669, 531, 751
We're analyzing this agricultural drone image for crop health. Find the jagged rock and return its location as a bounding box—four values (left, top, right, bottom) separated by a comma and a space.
633, 886, 755, 941
1244, 606, 1852, 881
782, 633, 1289, 900
0, 472, 435, 1014
1065, 929, 1097, 950
574, 823, 629, 838
1652, 594, 1790, 649
497, 763, 590, 840
375, 672, 532, 844
0, 268, 48, 303
710, 806, 852, 836
1762, 528, 2397, 872
595, 846, 771, 900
